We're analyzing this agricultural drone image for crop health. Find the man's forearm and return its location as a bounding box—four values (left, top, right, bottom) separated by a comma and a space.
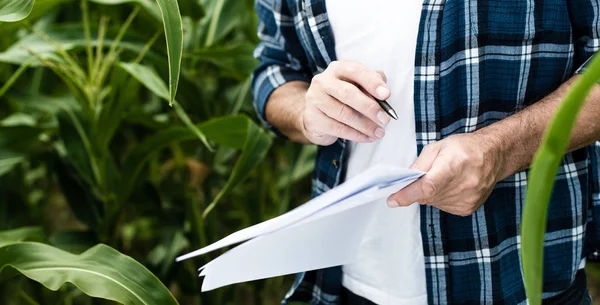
478, 76, 600, 179
265, 81, 311, 143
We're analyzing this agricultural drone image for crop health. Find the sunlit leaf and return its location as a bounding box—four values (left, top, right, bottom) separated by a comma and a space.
90, 0, 161, 20
0, 242, 179, 305
521, 54, 600, 305
0, 25, 161, 65
0, 113, 37, 127
0, 0, 34, 22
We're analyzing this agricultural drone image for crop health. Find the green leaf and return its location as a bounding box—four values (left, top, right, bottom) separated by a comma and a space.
148, 230, 188, 277
90, 0, 161, 20
0, 126, 43, 177
53, 155, 104, 229
202, 121, 271, 218
0, 0, 34, 22
118, 62, 169, 100
521, 54, 600, 305
0, 227, 44, 247
0, 113, 37, 127
155, 0, 183, 105
48, 230, 99, 254
118, 62, 212, 150
0, 24, 162, 65
198, 0, 246, 47
276, 145, 317, 189
0, 242, 179, 305
117, 115, 272, 212
186, 43, 258, 80
0, 150, 25, 177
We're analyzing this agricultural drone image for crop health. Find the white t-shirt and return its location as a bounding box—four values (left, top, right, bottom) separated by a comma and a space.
325, 0, 427, 304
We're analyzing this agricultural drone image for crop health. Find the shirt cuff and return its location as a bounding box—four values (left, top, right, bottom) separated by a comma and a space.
252, 66, 310, 137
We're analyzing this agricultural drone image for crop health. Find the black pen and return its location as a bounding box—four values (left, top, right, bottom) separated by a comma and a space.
374, 98, 398, 120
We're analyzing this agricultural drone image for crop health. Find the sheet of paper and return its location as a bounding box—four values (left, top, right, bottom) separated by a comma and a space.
176, 164, 423, 262
197, 175, 421, 291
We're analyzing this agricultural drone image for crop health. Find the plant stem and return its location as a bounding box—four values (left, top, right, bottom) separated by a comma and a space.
81, 0, 94, 81
0, 58, 34, 99
18, 290, 40, 305
133, 30, 162, 64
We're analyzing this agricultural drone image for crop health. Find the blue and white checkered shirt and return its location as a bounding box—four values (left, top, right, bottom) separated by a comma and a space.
252, 0, 600, 304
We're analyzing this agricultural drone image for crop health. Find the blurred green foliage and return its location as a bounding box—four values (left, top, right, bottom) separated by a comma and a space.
0, 0, 316, 304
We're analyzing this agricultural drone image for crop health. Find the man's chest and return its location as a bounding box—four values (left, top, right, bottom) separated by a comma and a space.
286, 0, 571, 72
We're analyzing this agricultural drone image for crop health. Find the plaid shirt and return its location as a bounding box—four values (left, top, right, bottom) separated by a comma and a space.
252, 0, 600, 304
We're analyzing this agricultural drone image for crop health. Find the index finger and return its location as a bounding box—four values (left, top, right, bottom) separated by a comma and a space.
329, 61, 390, 100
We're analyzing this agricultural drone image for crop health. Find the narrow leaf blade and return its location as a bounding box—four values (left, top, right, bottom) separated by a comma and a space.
154, 0, 183, 105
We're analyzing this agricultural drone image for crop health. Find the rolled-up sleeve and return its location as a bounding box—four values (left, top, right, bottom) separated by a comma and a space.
568, 0, 600, 74
252, 0, 311, 133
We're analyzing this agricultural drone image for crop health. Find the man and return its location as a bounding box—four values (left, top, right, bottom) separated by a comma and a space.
251, 0, 600, 304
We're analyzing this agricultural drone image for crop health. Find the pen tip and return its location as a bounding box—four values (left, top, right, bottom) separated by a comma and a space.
389, 109, 398, 120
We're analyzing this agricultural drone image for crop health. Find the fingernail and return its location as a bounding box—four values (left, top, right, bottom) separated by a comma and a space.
386, 199, 398, 207
376, 86, 390, 99
375, 127, 385, 139
377, 111, 390, 125
368, 136, 378, 142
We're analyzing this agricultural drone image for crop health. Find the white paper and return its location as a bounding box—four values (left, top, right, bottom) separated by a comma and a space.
174, 163, 424, 291
176, 164, 422, 262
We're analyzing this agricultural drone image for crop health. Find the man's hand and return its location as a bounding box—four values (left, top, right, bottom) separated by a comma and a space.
386, 132, 508, 216
299, 60, 392, 145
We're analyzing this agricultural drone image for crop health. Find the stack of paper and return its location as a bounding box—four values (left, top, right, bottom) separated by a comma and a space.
176, 163, 424, 292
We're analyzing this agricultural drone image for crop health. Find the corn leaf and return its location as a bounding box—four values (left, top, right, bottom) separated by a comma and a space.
202, 120, 271, 218
90, 0, 161, 20
154, 0, 182, 105
0, 25, 161, 65
0, 0, 34, 22
0, 227, 44, 247
522, 54, 600, 304
0, 242, 178, 305
117, 115, 272, 215
118, 62, 211, 150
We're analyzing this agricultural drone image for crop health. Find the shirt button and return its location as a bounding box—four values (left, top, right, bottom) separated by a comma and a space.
332, 159, 339, 168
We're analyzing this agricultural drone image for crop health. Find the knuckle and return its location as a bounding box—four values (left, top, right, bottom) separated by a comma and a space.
421, 179, 438, 199
366, 75, 383, 89
334, 122, 346, 135
311, 74, 324, 85
418, 197, 431, 205
345, 63, 364, 76
337, 83, 354, 100
463, 176, 480, 190
338, 106, 354, 122
328, 61, 340, 71
450, 154, 469, 170
422, 143, 437, 154
364, 101, 381, 117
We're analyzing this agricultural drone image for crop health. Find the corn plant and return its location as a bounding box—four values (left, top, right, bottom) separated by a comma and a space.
0, 0, 315, 304
522, 55, 600, 304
